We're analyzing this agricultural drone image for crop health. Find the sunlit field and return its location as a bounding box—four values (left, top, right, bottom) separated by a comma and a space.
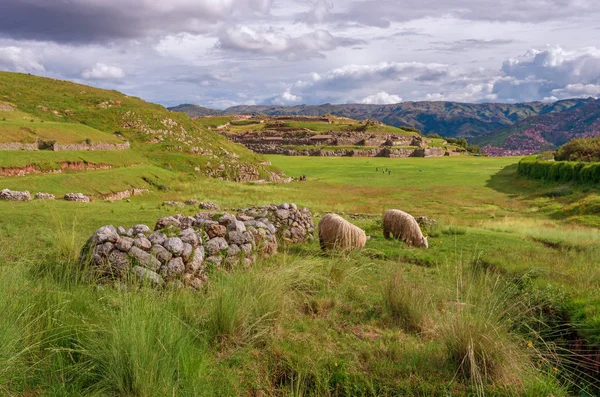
1, 155, 599, 396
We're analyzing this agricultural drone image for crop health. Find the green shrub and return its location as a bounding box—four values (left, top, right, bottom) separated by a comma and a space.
555, 136, 600, 162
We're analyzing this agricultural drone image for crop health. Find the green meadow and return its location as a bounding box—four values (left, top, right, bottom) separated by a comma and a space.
1, 154, 599, 396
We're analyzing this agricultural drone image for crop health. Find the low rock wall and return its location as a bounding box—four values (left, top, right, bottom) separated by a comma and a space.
53, 142, 130, 151
79, 204, 315, 289
0, 143, 38, 151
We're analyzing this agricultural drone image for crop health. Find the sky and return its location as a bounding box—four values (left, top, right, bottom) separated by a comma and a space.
1, 0, 600, 109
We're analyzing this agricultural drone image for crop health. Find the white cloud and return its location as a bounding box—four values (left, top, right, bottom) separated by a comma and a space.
494, 46, 600, 101
273, 89, 302, 105
82, 63, 125, 80
361, 91, 402, 104
218, 25, 362, 60
551, 83, 600, 98
0, 46, 44, 72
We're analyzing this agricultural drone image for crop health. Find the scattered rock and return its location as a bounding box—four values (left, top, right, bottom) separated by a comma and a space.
199, 201, 220, 210
0, 189, 31, 201
64, 193, 90, 203
162, 201, 185, 208
34, 192, 55, 200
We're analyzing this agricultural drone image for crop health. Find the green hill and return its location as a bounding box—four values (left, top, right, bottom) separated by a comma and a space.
0, 72, 274, 182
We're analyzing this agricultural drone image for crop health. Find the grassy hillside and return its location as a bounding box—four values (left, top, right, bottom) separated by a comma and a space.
0, 72, 274, 180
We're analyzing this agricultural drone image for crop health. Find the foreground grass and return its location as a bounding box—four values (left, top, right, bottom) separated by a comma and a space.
0, 223, 571, 396
1, 155, 599, 395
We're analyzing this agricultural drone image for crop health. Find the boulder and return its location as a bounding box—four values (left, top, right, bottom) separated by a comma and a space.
132, 266, 164, 287
206, 237, 228, 255
164, 237, 184, 256
129, 247, 161, 271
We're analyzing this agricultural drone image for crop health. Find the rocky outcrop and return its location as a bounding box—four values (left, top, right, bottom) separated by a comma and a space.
64, 193, 90, 202
0, 189, 31, 201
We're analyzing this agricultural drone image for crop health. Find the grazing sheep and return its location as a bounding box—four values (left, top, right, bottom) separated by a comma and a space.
383, 209, 428, 248
318, 213, 367, 252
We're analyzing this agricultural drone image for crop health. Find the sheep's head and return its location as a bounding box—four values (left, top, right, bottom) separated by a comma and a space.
421, 236, 429, 249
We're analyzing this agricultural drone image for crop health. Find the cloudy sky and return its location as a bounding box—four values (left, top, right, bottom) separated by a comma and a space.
1, 0, 600, 109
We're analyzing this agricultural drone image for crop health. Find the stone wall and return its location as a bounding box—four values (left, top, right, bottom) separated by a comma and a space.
0, 141, 130, 151
52, 141, 130, 151
240, 203, 315, 244
79, 204, 315, 289
0, 143, 38, 151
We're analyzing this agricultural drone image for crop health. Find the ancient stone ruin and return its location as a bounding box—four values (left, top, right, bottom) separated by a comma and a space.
79, 203, 314, 289
0, 189, 31, 201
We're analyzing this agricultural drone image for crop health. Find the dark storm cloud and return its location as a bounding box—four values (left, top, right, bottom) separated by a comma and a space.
0, 0, 272, 44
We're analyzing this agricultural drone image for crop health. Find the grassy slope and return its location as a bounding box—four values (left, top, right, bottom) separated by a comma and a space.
0, 119, 123, 144
0, 72, 271, 179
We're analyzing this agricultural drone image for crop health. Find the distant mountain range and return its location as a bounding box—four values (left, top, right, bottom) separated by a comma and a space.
168, 98, 600, 155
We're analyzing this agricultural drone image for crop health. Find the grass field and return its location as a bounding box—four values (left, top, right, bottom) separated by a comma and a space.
0, 119, 123, 144
1, 155, 599, 395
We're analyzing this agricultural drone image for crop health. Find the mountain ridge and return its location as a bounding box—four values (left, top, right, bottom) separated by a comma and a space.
169, 98, 595, 140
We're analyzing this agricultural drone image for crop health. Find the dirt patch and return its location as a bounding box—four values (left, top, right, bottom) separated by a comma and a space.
0, 161, 113, 177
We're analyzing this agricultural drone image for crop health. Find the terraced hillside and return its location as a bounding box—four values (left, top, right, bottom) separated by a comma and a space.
0, 72, 281, 194
199, 114, 463, 157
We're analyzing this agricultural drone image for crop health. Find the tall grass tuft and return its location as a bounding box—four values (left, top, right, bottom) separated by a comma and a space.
383, 267, 430, 333
440, 270, 530, 394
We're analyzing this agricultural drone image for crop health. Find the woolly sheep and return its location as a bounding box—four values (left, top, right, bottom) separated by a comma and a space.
318, 213, 367, 252
383, 209, 428, 248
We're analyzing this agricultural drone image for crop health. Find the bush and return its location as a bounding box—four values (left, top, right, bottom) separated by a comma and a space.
84, 138, 92, 145
555, 136, 600, 162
